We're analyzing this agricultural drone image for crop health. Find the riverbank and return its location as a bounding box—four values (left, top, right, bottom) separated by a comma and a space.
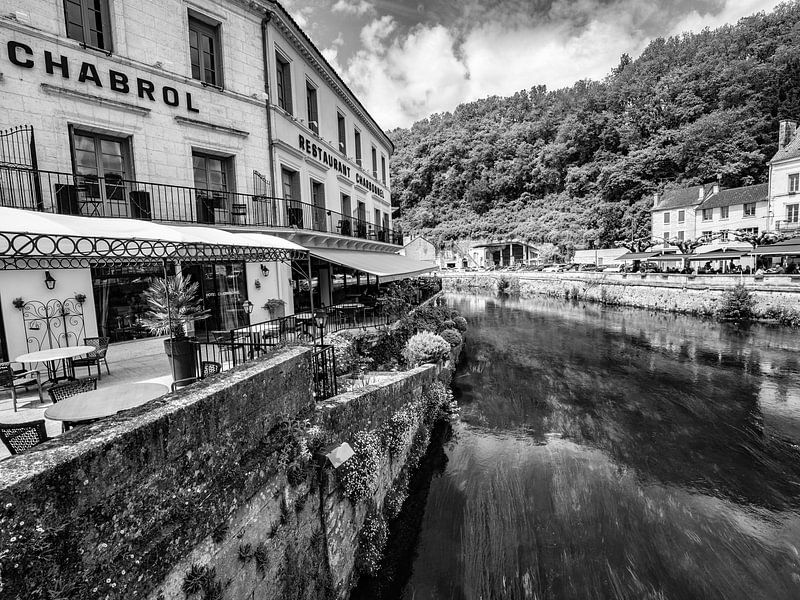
440, 271, 800, 318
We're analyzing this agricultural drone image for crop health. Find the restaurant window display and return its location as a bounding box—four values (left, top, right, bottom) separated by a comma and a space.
183, 262, 249, 335
92, 264, 175, 341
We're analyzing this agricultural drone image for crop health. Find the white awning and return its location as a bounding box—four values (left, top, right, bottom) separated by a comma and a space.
0, 207, 306, 269
308, 247, 437, 282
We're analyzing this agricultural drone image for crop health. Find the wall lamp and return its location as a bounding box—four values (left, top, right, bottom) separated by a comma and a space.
242, 300, 254, 314
44, 271, 56, 290
260, 264, 270, 277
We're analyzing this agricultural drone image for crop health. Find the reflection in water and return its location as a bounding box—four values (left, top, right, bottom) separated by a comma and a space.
371, 294, 800, 600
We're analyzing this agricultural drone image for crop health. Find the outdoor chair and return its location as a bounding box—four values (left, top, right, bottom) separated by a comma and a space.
0, 361, 43, 412
72, 337, 111, 380
48, 378, 97, 432
0, 420, 49, 455
201, 361, 222, 378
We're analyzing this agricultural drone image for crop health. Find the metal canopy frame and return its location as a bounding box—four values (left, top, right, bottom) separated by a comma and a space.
0, 230, 307, 270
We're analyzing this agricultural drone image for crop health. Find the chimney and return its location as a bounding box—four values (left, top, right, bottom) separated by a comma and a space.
712, 183, 720, 195
652, 192, 659, 208
698, 186, 705, 200
779, 119, 797, 150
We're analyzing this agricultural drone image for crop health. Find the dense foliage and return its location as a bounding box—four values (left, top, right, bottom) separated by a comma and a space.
717, 284, 757, 323
390, 3, 800, 249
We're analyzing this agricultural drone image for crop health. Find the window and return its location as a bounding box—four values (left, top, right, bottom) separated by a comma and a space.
275, 52, 292, 114
337, 112, 346, 154
193, 152, 233, 224
720, 231, 729, 242
790, 173, 799, 194
701, 230, 712, 237
720, 205, 729, 219
68, 129, 131, 217
311, 180, 326, 232
663, 212, 670, 224
788, 204, 799, 223
306, 82, 319, 134
188, 15, 222, 86
743, 202, 756, 217
381, 155, 387, 185
677, 231, 684, 241
64, 0, 112, 50
740, 227, 758, 235
339, 193, 353, 235
677, 210, 684, 224
371, 146, 377, 179
702, 208, 712, 221
282, 167, 302, 227
662, 232, 669, 247
356, 201, 367, 237
354, 129, 362, 167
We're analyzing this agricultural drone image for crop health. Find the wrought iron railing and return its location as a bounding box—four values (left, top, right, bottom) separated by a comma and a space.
0, 164, 402, 245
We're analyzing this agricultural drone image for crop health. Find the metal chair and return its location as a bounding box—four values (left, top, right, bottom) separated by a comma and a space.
201, 361, 222, 378
72, 337, 111, 380
0, 420, 49, 455
0, 362, 43, 412
48, 378, 97, 404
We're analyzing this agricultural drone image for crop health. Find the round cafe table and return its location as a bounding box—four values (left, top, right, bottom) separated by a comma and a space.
16, 345, 95, 383
44, 382, 168, 423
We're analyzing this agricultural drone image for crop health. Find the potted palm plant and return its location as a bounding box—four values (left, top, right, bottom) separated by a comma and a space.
141, 273, 209, 383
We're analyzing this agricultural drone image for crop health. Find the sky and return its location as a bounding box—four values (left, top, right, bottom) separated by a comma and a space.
280, 0, 784, 130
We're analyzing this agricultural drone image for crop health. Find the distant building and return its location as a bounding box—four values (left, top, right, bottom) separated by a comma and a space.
573, 248, 628, 266
470, 240, 539, 268
399, 236, 437, 262
768, 119, 800, 235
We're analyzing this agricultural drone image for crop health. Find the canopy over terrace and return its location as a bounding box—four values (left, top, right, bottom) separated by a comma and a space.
308, 248, 437, 283
0, 207, 307, 269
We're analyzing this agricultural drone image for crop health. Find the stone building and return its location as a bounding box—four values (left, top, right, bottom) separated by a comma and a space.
0, 0, 429, 361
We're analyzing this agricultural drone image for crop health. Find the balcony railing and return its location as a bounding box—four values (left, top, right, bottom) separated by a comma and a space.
0, 164, 402, 245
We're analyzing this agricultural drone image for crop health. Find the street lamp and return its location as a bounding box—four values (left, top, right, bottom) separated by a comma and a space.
314, 308, 328, 342
242, 300, 254, 314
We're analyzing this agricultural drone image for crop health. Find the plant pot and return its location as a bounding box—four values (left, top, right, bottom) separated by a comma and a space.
164, 338, 197, 384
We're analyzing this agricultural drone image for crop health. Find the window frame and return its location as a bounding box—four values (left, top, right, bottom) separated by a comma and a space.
188, 12, 223, 88
743, 202, 756, 217
720, 205, 729, 219
69, 127, 133, 214
63, 0, 113, 51
337, 111, 347, 155
702, 208, 713, 221
381, 154, 387, 185
790, 173, 799, 194
275, 50, 293, 114
354, 128, 362, 167
663, 212, 670, 225
677, 230, 685, 241
677, 210, 684, 224
306, 80, 319, 134
371, 146, 378, 179
788, 203, 799, 224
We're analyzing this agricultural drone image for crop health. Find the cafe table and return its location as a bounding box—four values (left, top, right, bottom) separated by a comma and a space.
16, 345, 95, 383
44, 382, 169, 425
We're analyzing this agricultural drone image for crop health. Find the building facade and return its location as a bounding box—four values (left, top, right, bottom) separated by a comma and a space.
0, 0, 412, 361
768, 119, 800, 234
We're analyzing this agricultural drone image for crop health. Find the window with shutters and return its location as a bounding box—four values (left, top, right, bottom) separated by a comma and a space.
275, 51, 292, 114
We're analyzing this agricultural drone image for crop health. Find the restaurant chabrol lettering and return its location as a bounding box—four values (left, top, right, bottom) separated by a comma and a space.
4, 40, 199, 113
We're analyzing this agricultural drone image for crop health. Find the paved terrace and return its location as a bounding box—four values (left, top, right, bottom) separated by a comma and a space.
0, 337, 172, 459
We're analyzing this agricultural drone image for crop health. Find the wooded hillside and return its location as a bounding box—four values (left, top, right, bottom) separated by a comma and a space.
389, 2, 800, 250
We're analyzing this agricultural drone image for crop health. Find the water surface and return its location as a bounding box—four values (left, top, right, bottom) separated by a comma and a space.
375, 294, 800, 600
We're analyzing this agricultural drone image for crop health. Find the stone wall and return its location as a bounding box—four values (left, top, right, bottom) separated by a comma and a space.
0, 344, 458, 600
441, 272, 800, 315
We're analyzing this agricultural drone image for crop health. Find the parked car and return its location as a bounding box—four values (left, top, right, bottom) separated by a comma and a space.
542, 264, 564, 272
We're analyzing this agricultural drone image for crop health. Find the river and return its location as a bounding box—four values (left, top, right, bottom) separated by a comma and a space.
357, 293, 800, 600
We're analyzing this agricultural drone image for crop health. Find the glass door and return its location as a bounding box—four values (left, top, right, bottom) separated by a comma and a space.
71, 130, 130, 217
193, 153, 230, 224
311, 180, 326, 232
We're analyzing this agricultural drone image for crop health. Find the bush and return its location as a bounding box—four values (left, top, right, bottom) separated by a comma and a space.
326, 332, 358, 376
439, 328, 462, 348
452, 316, 468, 332
381, 403, 418, 457
338, 431, 381, 502
763, 306, 800, 327
441, 319, 456, 331
402, 331, 451, 367
356, 507, 387, 576
717, 284, 756, 323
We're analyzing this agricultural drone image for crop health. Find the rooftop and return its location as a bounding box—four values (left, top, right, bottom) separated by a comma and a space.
770, 135, 800, 163
653, 185, 713, 211
698, 183, 768, 210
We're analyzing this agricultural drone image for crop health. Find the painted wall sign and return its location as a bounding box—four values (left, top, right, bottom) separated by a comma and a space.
298, 134, 351, 178
4, 40, 199, 113
297, 134, 385, 198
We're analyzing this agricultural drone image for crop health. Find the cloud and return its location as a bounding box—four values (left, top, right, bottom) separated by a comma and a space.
332, 0, 376, 17
337, 0, 782, 129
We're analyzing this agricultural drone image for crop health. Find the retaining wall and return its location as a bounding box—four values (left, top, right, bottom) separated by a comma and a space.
441, 272, 800, 315
0, 344, 456, 600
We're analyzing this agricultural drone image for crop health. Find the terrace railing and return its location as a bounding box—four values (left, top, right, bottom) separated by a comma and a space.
0, 164, 403, 245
